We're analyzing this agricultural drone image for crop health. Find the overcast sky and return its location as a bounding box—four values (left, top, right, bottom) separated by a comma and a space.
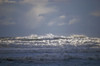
0, 0, 100, 37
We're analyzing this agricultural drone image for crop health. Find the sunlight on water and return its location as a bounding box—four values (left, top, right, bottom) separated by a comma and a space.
0, 34, 100, 61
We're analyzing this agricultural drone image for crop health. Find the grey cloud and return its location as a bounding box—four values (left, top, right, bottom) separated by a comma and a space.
0, 17, 16, 25
48, 15, 66, 26
68, 18, 80, 25
0, 0, 16, 4
91, 11, 100, 16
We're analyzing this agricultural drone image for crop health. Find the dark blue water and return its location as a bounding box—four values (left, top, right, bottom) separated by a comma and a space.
0, 59, 100, 66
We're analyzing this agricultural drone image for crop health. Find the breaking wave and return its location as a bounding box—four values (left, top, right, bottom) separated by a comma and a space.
0, 34, 100, 61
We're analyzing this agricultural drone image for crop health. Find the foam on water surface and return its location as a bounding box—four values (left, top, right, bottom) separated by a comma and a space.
0, 34, 100, 60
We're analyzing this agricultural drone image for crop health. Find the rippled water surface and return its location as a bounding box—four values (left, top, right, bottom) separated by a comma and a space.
0, 59, 100, 66
0, 34, 100, 66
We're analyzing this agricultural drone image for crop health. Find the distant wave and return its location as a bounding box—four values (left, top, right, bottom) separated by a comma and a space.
0, 34, 100, 60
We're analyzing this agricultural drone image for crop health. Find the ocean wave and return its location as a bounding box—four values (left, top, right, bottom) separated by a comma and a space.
0, 34, 100, 60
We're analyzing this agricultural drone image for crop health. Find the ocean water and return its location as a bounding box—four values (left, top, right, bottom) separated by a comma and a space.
0, 34, 100, 66
0, 59, 100, 66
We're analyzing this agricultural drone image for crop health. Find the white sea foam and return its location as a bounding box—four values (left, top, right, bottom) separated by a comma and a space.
0, 34, 100, 60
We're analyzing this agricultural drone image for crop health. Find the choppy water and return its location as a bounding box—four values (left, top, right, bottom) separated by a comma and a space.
0, 59, 100, 66
0, 34, 100, 65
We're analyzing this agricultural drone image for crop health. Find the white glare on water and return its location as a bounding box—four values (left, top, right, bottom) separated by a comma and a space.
0, 34, 100, 60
